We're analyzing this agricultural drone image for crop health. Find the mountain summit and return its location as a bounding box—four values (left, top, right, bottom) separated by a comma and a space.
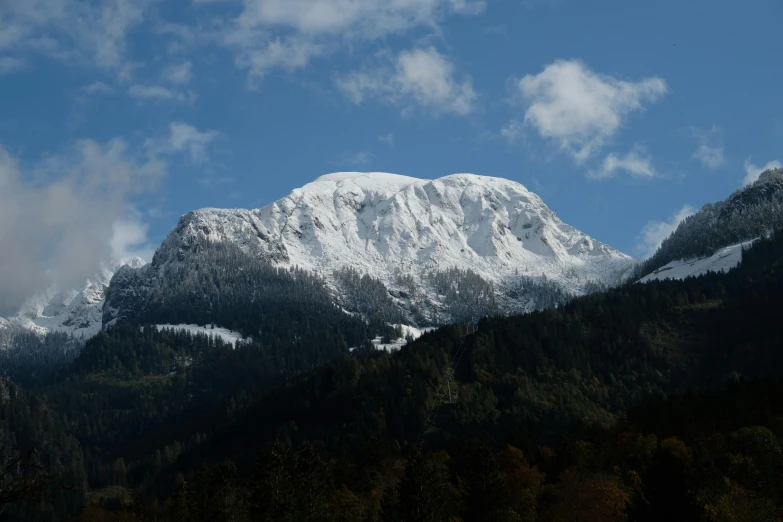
112, 172, 633, 326
178, 172, 630, 287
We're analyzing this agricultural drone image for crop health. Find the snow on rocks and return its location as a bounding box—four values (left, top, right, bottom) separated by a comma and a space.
166, 172, 634, 322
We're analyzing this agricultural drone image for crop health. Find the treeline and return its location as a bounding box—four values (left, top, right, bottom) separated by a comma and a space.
637, 167, 783, 278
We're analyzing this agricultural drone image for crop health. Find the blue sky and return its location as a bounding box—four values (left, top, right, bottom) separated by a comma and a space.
0, 0, 781, 298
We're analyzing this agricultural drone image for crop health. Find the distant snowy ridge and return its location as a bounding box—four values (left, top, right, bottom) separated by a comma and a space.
0, 257, 146, 338
639, 239, 757, 283
148, 172, 634, 325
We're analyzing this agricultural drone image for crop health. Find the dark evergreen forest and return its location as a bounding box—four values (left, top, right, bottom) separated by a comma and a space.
3, 221, 783, 520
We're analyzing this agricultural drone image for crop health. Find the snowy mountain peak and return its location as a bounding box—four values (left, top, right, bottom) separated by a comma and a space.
145, 172, 633, 325
311, 171, 425, 189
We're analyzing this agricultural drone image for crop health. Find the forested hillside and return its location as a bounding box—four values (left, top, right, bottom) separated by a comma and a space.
0, 329, 81, 387
0, 377, 87, 521
4, 219, 783, 520
75, 379, 783, 522
637, 167, 783, 278
105, 240, 396, 344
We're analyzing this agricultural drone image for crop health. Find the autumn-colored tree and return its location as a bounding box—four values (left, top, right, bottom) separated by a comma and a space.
547, 468, 629, 522
498, 445, 545, 521
704, 477, 780, 522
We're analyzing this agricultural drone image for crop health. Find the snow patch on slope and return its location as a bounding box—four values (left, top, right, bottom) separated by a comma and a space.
353, 323, 437, 353
153, 324, 250, 347
639, 240, 757, 283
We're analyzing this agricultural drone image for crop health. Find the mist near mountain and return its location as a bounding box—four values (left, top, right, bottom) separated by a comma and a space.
0, 141, 162, 315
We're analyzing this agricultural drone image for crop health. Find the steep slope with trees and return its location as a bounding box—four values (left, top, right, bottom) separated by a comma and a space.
637, 167, 783, 279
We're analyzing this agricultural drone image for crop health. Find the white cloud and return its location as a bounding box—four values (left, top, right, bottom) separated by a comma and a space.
83, 81, 114, 94
515, 59, 668, 162
0, 138, 165, 314
230, 37, 322, 84
110, 216, 156, 262
690, 125, 725, 169
168, 122, 220, 165
636, 205, 696, 258
591, 146, 656, 180
210, 0, 484, 80
146, 122, 221, 166
0, 0, 151, 77
231, 0, 483, 37
500, 119, 523, 144
0, 56, 26, 74
743, 158, 782, 186
335, 47, 476, 116
693, 145, 725, 169
128, 84, 196, 103
378, 133, 395, 147
161, 61, 193, 85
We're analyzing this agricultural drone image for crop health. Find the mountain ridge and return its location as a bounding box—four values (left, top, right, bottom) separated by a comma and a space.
116, 172, 635, 327
637, 167, 783, 279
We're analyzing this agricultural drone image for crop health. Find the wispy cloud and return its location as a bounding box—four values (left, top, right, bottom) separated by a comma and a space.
500, 119, 523, 144
335, 47, 476, 116
160, 61, 193, 86
0, 56, 26, 74
146, 122, 221, 166
207, 0, 484, 81
591, 145, 657, 180
510, 59, 668, 162
333, 151, 375, 166
167, 122, 220, 165
0, 0, 152, 78
690, 125, 725, 169
378, 133, 395, 147
82, 81, 114, 94
636, 205, 696, 258
128, 84, 197, 103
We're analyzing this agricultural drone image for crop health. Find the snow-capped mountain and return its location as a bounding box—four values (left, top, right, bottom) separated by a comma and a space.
109, 173, 634, 326
0, 257, 146, 339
